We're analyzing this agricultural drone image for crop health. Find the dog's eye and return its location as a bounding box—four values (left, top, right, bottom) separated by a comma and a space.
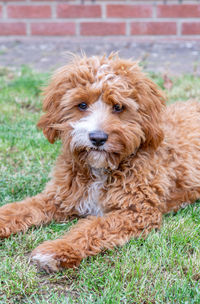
78, 102, 88, 111
113, 104, 124, 113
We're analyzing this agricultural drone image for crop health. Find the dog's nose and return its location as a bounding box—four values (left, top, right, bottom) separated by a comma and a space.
89, 131, 108, 147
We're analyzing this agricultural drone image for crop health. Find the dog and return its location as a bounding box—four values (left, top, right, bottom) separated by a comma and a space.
0, 54, 200, 273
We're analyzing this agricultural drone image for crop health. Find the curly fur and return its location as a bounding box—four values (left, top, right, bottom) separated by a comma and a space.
0, 54, 200, 272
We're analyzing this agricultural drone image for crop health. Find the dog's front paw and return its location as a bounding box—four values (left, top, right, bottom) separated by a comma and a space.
0, 225, 11, 238
0, 217, 27, 238
31, 251, 60, 273
0, 213, 18, 238
31, 240, 82, 273
0, 206, 15, 238
0, 203, 28, 238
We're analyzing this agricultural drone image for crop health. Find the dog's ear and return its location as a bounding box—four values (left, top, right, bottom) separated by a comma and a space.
112, 59, 166, 150
37, 66, 71, 143
136, 76, 165, 150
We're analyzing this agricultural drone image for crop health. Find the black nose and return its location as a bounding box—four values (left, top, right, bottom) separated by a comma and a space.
89, 131, 108, 147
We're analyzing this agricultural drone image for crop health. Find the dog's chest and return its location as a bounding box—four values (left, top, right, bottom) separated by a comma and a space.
76, 169, 107, 217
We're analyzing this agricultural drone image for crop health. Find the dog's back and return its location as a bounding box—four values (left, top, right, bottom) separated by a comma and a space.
158, 100, 200, 212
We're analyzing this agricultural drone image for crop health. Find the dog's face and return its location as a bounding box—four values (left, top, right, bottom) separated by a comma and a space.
38, 54, 165, 170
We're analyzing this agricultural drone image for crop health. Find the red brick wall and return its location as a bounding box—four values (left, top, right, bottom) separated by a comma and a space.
0, 0, 200, 37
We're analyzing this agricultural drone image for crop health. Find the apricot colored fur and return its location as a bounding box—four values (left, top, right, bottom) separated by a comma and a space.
0, 54, 200, 272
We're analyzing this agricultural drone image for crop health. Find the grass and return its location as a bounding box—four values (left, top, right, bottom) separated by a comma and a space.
0, 66, 200, 304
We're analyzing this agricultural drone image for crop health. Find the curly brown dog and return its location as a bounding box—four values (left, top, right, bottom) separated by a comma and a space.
0, 54, 200, 273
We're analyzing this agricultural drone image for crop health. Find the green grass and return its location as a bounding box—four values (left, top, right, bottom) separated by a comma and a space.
0, 66, 200, 304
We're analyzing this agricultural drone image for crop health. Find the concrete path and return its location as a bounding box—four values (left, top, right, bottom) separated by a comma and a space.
0, 38, 200, 75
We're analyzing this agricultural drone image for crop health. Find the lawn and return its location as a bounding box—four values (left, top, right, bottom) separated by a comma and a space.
0, 66, 200, 304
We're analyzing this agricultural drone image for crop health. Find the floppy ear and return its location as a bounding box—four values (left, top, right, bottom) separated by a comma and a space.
112, 58, 166, 150
136, 76, 165, 150
37, 66, 71, 144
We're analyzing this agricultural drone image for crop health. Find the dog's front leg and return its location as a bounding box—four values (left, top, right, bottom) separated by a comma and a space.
31, 205, 162, 272
0, 192, 64, 238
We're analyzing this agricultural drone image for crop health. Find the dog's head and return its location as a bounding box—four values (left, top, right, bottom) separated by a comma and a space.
38, 54, 165, 170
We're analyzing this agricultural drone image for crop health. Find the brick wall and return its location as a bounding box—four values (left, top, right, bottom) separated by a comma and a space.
0, 0, 200, 37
